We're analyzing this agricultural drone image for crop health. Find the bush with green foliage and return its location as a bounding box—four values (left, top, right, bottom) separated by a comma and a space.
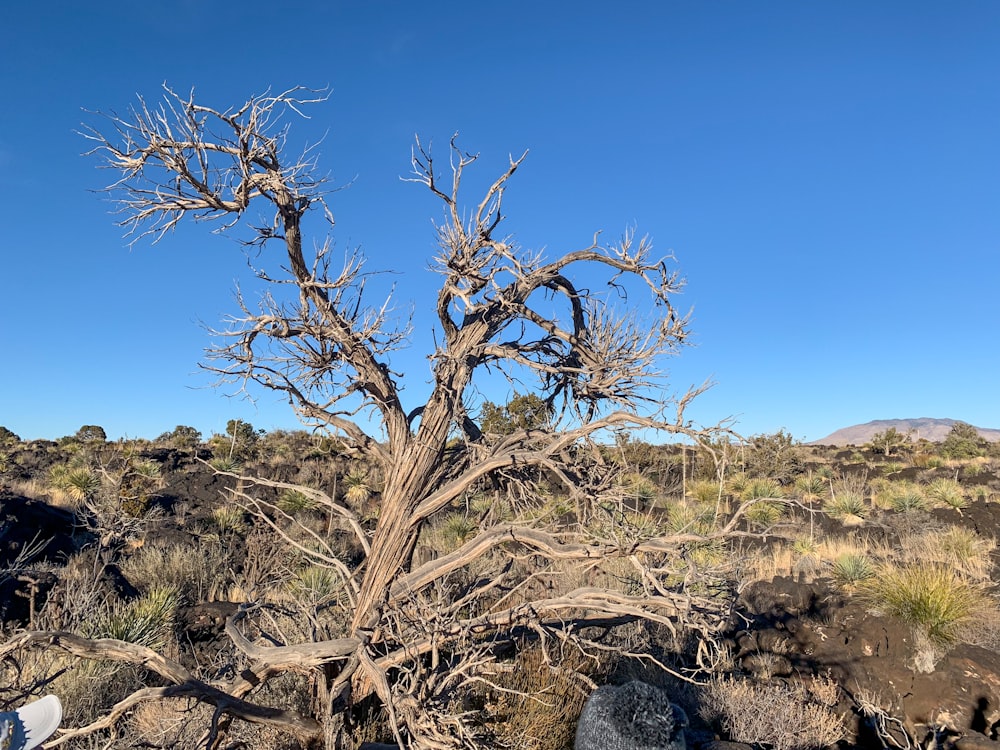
925, 478, 967, 510
941, 421, 987, 460
832, 553, 876, 585
209, 419, 262, 462
886, 482, 927, 512
75, 425, 108, 443
867, 427, 910, 456
480, 393, 553, 436
863, 563, 982, 644
156, 424, 202, 449
742, 429, 802, 482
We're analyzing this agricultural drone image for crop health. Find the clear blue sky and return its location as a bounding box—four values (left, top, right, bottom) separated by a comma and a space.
1, 1, 998, 444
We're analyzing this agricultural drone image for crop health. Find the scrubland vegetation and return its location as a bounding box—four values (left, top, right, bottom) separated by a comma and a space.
1, 420, 998, 748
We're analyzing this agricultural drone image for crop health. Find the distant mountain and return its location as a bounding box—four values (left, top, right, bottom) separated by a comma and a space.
810, 418, 1000, 446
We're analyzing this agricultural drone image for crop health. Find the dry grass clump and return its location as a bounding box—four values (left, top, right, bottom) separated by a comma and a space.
742, 532, 894, 584
924, 478, 968, 510
862, 563, 984, 645
824, 473, 869, 524
699, 675, 845, 750
121, 540, 233, 602
897, 525, 996, 581
484, 643, 603, 750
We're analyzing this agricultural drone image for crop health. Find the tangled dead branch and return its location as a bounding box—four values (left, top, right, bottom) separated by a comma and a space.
2, 85, 747, 748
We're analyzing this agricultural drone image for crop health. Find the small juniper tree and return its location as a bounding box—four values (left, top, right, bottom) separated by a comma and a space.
868, 427, 910, 457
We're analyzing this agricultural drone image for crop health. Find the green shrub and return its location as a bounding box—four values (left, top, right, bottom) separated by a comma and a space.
743, 429, 801, 481
278, 489, 316, 514
744, 500, 785, 526
824, 491, 867, 521
620, 472, 657, 504
832, 553, 875, 585
925, 478, 967, 510
739, 477, 783, 501
793, 473, 828, 503
86, 587, 178, 650
941, 421, 987, 460
863, 564, 982, 644
64, 467, 101, 502
666, 503, 716, 535
287, 566, 343, 608
439, 513, 478, 550
208, 456, 242, 473
211, 505, 246, 533
686, 479, 722, 504
887, 483, 927, 512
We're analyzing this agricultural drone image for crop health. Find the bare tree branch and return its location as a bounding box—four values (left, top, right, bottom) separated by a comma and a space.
0, 87, 746, 747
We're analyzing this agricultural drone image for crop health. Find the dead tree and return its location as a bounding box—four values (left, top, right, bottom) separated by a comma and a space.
2, 86, 747, 748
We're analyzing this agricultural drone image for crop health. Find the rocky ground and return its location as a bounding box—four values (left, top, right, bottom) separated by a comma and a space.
1, 436, 999, 749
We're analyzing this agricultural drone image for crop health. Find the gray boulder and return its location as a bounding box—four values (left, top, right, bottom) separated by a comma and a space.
575, 680, 687, 750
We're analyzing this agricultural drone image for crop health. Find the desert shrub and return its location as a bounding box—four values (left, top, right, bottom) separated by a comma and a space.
588, 507, 666, 548
208, 456, 242, 473
211, 505, 247, 534
868, 427, 910, 456
343, 469, 377, 506
485, 643, 602, 750
155, 424, 202, 449
686, 478, 721, 504
743, 500, 785, 526
208, 419, 261, 462
961, 459, 989, 477
75, 425, 108, 443
122, 542, 232, 603
725, 472, 750, 497
286, 565, 345, 610
619, 471, 658, 504
793, 473, 828, 503
438, 512, 479, 551
666, 502, 716, 535
739, 476, 783, 501
468, 492, 513, 524
116, 457, 163, 517
885, 481, 927, 512
941, 421, 987, 460
700, 675, 845, 750
881, 461, 904, 476
863, 563, 983, 645
84, 587, 178, 650
277, 488, 316, 514
921, 526, 996, 580
742, 429, 802, 481
0, 426, 20, 447
824, 490, 867, 522
738, 477, 785, 526
832, 553, 876, 585
51, 465, 100, 503
925, 478, 967, 510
